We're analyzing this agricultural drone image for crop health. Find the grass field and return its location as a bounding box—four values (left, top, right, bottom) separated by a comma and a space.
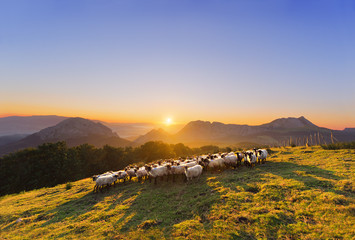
1, 146, 354, 239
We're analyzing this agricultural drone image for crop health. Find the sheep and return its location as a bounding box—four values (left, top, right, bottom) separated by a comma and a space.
184, 165, 203, 181
182, 161, 197, 168
135, 167, 149, 182
145, 165, 171, 184
244, 151, 257, 168
92, 171, 114, 182
223, 153, 238, 169
114, 170, 128, 183
236, 152, 244, 167
169, 164, 185, 182
125, 167, 136, 181
94, 173, 118, 192
206, 157, 225, 171
169, 161, 197, 182
255, 149, 268, 164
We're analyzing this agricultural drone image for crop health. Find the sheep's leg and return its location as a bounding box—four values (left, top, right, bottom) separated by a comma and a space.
154, 177, 157, 185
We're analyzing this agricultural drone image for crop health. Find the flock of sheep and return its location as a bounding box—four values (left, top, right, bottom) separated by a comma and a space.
92, 148, 268, 192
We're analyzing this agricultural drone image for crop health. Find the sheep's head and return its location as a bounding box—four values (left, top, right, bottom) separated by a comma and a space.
198, 160, 206, 168
145, 165, 152, 172
92, 175, 98, 181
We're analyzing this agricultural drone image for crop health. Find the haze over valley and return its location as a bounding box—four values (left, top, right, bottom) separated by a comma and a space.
1, 115, 354, 156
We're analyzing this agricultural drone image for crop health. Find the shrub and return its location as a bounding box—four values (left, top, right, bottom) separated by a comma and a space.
65, 182, 73, 190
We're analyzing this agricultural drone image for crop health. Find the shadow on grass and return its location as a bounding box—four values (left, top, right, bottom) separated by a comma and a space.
259, 161, 349, 195
35, 176, 220, 237
214, 161, 349, 239
112, 175, 221, 234
39, 184, 138, 228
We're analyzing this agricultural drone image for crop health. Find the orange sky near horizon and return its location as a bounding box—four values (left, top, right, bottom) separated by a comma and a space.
1, 103, 353, 131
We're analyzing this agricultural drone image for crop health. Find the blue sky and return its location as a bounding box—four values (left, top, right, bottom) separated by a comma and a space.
1, 0, 354, 129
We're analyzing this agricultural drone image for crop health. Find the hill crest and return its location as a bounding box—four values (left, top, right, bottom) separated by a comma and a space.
0, 118, 131, 156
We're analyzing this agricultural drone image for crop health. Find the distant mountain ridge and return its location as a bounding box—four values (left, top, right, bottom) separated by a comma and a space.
134, 116, 355, 146
260, 116, 318, 129
0, 115, 158, 138
0, 118, 131, 156
36, 118, 117, 140
1, 116, 355, 156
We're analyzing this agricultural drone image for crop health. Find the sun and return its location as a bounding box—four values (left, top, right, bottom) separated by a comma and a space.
165, 118, 172, 125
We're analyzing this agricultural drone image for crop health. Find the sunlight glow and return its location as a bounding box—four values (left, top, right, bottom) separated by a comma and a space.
165, 118, 172, 125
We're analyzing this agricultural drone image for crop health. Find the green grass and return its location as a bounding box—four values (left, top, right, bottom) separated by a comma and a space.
1, 146, 354, 239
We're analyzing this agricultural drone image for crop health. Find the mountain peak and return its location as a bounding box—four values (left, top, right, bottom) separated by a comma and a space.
36, 117, 117, 140
262, 116, 318, 129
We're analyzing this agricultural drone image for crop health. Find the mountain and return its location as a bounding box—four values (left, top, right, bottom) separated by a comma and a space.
0, 115, 158, 140
0, 118, 131, 156
35, 117, 117, 140
134, 128, 172, 144
260, 116, 318, 129
135, 116, 355, 146
0, 115, 68, 136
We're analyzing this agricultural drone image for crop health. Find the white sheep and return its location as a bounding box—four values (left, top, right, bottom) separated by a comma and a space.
113, 170, 128, 183
125, 167, 136, 181
236, 152, 244, 167
206, 157, 225, 171
255, 149, 268, 164
244, 151, 257, 168
181, 161, 197, 168
169, 163, 188, 182
184, 165, 203, 181
223, 153, 238, 169
135, 167, 148, 182
94, 173, 118, 192
145, 165, 171, 184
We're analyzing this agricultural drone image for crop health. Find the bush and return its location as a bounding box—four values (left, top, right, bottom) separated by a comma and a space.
65, 182, 73, 190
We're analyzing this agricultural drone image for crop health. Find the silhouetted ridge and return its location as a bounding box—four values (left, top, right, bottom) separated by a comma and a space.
35, 117, 117, 140
0, 118, 130, 156
261, 116, 318, 129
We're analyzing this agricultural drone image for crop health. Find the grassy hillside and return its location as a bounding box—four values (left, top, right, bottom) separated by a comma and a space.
1, 147, 354, 239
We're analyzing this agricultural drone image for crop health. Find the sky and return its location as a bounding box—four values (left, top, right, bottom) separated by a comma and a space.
1, 0, 354, 130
